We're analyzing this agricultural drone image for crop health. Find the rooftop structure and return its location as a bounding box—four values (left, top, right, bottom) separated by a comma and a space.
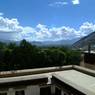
0, 65, 95, 95
53, 70, 95, 95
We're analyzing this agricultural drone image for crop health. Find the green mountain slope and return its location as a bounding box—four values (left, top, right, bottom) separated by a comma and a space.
72, 32, 95, 49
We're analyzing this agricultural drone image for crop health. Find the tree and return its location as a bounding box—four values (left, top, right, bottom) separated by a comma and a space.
43, 49, 65, 67
66, 50, 81, 65
7, 42, 17, 49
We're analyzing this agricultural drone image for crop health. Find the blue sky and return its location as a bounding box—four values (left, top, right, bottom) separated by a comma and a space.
0, 0, 95, 41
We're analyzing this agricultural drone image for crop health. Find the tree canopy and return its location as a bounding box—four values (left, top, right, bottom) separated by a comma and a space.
0, 40, 81, 71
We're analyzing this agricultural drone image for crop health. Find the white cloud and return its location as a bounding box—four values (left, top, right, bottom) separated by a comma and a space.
24, 22, 95, 41
49, 1, 68, 7
0, 16, 23, 41
72, 0, 80, 5
36, 24, 51, 39
0, 15, 95, 42
49, 0, 80, 7
23, 22, 95, 41
79, 22, 95, 35
21, 27, 36, 41
0, 16, 23, 32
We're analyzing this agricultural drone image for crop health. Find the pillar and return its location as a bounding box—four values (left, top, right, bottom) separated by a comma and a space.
8, 88, 15, 95
25, 85, 40, 95
61, 90, 63, 95
51, 85, 55, 95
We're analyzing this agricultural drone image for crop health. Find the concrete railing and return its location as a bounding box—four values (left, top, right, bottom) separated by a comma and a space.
73, 65, 95, 77
0, 65, 73, 78
0, 65, 95, 78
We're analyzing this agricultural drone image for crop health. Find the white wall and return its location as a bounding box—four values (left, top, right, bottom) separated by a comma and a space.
8, 88, 15, 95
25, 85, 40, 95
0, 85, 40, 95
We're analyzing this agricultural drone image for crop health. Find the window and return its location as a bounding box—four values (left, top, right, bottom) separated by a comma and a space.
55, 87, 61, 95
15, 90, 25, 95
0, 93, 7, 95
64, 93, 68, 95
40, 87, 51, 95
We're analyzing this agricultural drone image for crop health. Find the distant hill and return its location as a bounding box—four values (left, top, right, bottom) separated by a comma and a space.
30, 39, 78, 46
72, 32, 95, 49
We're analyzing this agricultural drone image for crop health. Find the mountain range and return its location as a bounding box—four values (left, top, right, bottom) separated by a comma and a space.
30, 38, 78, 46
1, 31, 95, 48
0, 38, 78, 46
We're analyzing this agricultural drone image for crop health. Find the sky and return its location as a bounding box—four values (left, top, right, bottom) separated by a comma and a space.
0, 0, 95, 41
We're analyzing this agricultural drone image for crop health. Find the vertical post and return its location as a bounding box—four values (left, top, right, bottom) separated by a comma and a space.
25, 85, 40, 95
8, 88, 15, 95
88, 43, 91, 54
51, 85, 55, 95
61, 90, 64, 95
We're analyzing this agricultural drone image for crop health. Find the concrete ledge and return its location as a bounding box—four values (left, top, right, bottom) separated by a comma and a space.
73, 65, 95, 77
0, 65, 95, 78
0, 65, 73, 78
0, 74, 48, 88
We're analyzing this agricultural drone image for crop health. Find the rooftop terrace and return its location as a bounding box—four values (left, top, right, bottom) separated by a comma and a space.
0, 65, 95, 95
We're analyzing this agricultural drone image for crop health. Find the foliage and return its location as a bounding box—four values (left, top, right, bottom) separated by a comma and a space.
0, 40, 81, 71
65, 50, 81, 65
